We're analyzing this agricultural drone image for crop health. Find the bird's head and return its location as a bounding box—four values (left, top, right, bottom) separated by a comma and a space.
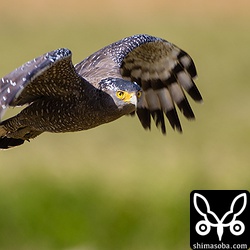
98, 78, 142, 114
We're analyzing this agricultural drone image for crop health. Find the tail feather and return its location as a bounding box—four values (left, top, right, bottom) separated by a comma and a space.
0, 123, 25, 149
0, 137, 24, 149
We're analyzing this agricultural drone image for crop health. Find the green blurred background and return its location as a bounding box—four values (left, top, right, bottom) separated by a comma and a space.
0, 0, 250, 249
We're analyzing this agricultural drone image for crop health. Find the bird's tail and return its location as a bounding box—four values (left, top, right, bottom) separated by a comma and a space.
0, 125, 24, 149
0, 137, 24, 149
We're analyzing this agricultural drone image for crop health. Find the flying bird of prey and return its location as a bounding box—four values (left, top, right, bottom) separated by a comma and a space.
0, 34, 202, 149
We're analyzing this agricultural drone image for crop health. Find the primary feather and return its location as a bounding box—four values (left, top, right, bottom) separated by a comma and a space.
0, 34, 202, 149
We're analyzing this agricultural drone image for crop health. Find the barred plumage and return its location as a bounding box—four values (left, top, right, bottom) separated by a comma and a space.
0, 34, 202, 149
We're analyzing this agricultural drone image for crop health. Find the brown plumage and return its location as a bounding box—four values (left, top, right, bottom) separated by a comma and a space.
0, 34, 202, 149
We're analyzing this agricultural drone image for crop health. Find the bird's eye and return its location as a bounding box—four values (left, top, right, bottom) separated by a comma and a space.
137, 91, 142, 99
116, 91, 125, 100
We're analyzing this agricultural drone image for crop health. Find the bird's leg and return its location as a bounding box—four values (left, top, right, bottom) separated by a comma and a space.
0, 114, 43, 140
0, 123, 42, 140
6, 127, 42, 140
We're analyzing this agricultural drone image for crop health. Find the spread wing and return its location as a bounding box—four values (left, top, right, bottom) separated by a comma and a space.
0, 48, 85, 120
75, 34, 202, 134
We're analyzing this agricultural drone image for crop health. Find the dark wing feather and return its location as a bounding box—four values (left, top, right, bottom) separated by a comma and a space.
75, 35, 160, 84
0, 48, 85, 119
76, 34, 202, 133
120, 35, 202, 133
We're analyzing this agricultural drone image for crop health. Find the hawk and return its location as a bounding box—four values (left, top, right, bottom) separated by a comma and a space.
0, 34, 202, 149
